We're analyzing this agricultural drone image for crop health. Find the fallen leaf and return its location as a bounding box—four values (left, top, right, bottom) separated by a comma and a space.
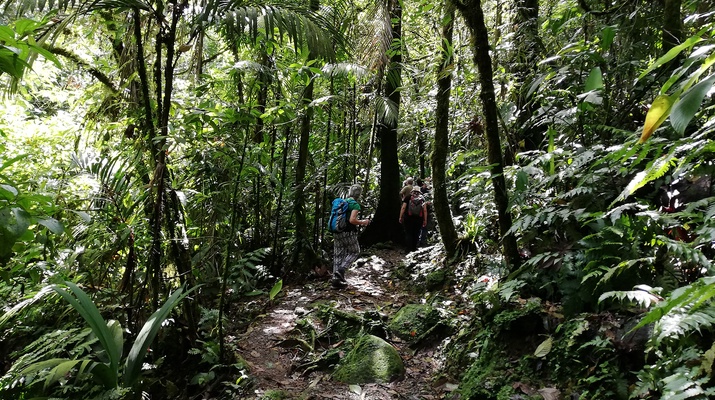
538, 387, 561, 400
349, 384, 362, 395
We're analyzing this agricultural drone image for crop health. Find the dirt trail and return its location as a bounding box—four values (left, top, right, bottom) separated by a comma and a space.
231, 248, 454, 399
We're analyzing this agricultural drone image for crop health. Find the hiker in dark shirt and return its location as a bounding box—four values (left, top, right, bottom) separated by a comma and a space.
415, 178, 432, 246
332, 184, 370, 289
399, 187, 427, 252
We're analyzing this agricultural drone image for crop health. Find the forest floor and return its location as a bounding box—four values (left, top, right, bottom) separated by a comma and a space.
230, 246, 458, 400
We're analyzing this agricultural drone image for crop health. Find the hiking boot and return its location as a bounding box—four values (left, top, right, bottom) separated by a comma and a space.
331, 272, 348, 289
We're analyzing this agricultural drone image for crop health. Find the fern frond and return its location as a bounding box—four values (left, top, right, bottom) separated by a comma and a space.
599, 285, 662, 309
655, 307, 715, 342
635, 276, 715, 332
598, 258, 656, 286
612, 154, 677, 206
660, 368, 713, 400
658, 235, 711, 268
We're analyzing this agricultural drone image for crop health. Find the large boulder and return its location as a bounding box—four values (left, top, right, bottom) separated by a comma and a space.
332, 335, 405, 384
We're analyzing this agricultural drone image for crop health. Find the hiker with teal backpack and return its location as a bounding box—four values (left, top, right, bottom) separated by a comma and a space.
399, 186, 427, 252
328, 184, 370, 289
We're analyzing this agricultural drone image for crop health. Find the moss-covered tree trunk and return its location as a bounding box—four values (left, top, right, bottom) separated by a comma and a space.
453, 0, 521, 271
432, 1, 459, 258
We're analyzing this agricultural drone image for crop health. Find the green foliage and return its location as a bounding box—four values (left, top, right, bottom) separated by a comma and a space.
1, 282, 196, 398
0, 16, 61, 91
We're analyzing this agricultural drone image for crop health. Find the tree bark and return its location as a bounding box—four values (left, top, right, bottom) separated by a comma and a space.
508, 0, 542, 161
360, 0, 403, 247
452, 0, 521, 271
292, 77, 318, 272
432, 1, 459, 258
662, 0, 682, 70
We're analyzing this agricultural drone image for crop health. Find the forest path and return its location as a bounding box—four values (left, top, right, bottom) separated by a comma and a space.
230, 247, 454, 399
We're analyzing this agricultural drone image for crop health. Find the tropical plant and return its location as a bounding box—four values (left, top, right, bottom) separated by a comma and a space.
1, 282, 195, 398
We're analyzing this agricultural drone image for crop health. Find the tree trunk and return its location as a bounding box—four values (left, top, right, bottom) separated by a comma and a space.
292, 77, 318, 273
432, 1, 459, 258
662, 0, 682, 70
360, 0, 403, 247
453, 0, 521, 271
509, 0, 542, 161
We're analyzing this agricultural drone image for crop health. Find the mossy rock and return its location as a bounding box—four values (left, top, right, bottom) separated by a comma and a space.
424, 268, 448, 291
388, 304, 440, 341
333, 334, 405, 384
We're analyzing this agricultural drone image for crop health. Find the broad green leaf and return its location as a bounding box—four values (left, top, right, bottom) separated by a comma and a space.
639, 94, 675, 143
52, 282, 120, 387
269, 279, 283, 300
20, 358, 67, 375
0, 46, 27, 79
600, 26, 615, 51
638, 31, 705, 80
45, 359, 83, 389
584, 67, 603, 91
671, 74, 715, 134
107, 320, 124, 361
13, 19, 38, 37
0, 184, 17, 200
124, 285, 197, 387
534, 337, 553, 358
37, 217, 64, 234
0, 208, 32, 255
0, 25, 15, 42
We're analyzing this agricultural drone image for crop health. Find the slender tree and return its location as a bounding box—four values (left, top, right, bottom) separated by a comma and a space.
508, 0, 542, 161
432, 1, 459, 258
452, 0, 521, 270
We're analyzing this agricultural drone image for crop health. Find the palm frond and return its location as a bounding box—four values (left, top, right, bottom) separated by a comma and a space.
374, 94, 398, 127
322, 62, 368, 80
204, 3, 345, 60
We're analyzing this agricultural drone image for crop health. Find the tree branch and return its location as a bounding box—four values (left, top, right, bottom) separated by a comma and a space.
46, 46, 118, 93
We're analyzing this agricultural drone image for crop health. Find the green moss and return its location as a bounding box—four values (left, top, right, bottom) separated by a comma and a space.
424, 269, 447, 290
333, 335, 405, 384
388, 304, 440, 341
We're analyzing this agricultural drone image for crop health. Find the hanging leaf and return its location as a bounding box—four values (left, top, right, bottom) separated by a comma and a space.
269, 279, 283, 300
600, 26, 615, 52
37, 217, 64, 234
534, 337, 553, 358
670, 74, 715, 134
639, 94, 675, 143
584, 67, 603, 91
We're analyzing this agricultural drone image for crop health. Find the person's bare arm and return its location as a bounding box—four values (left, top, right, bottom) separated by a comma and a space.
349, 209, 370, 226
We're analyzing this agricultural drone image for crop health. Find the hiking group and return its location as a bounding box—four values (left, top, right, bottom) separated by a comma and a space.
327, 177, 433, 289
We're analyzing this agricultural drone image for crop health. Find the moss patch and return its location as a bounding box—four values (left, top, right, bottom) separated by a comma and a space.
388, 303, 440, 341
333, 335, 405, 384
